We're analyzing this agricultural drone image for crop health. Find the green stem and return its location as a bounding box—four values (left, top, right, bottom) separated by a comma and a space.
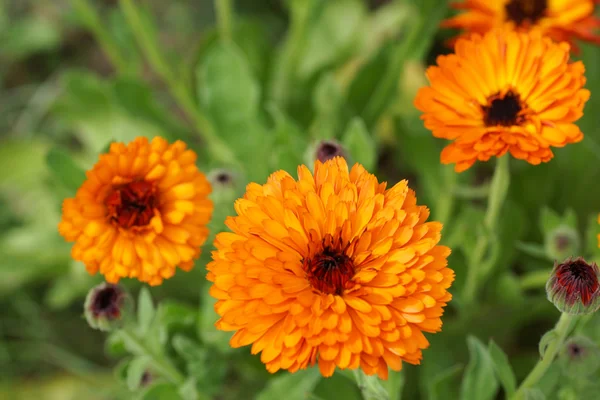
118, 0, 238, 166
71, 0, 130, 74
513, 313, 576, 398
120, 328, 186, 386
215, 0, 233, 41
462, 156, 510, 307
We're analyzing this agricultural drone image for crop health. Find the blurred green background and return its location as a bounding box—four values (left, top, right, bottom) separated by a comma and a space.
2, 0, 600, 399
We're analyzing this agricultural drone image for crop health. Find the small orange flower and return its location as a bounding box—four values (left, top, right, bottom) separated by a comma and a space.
414, 28, 589, 172
59, 137, 213, 285
207, 158, 454, 379
442, 0, 600, 50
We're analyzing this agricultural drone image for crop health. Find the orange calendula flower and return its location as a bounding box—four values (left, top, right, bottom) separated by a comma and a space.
414, 28, 589, 172
442, 0, 600, 49
207, 157, 454, 379
59, 137, 213, 286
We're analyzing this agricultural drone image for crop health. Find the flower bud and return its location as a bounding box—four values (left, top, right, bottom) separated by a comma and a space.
558, 336, 600, 378
84, 283, 131, 331
544, 225, 580, 261
314, 140, 347, 163
546, 257, 600, 315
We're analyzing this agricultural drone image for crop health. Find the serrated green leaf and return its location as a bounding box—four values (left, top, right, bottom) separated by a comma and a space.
256, 368, 321, 400
46, 147, 87, 194
138, 287, 155, 335
460, 336, 499, 400
342, 118, 376, 170
127, 356, 151, 391
488, 341, 516, 397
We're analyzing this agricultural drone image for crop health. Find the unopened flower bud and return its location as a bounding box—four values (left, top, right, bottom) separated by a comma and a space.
84, 283, 130, 331
544, 226, 580, 261
546, 257, 600, 315
315, 140, 347, 163
558, 336, 600, 378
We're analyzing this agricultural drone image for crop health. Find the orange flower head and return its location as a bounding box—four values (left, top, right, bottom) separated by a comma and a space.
414, 28, 589, 172
207, 157, 454, 379
58, 137, 213, 286
442, 0, 600, 49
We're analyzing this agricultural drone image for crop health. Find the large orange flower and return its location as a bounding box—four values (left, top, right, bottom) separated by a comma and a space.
442, 0, 600, 49
207, 158, 454, 379
59, 137, 213, 285
414, 28, 589, 172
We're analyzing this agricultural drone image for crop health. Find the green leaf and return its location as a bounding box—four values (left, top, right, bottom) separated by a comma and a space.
139, 382, 182, 400
383, 370, 404, 400
520, 388, 546, 400
429, 364, 463, 400
256, 368, 322, 400
178, 378, 198, 400
0, 17, 61, 60
198, 43, 260, 132
127, 356, 151, 391
540, 207, 562, 235
46, 147, 87, 194
516, 242, 553, 261
459, 336, 499, 400
172, 335, 204, 361
313, 373, 361, 400
492, 273, 523, 307
341, 118, 377, 170
297, 0, 366, 78
584, 214, 600, 257
198, 289, 233, 354
488, 341, 516, 397
138, 287, 155, 335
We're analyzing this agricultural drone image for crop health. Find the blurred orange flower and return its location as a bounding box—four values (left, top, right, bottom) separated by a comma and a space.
414, 29, 589, 172
207, 157, 454, 379
442, 0, 600, 49
59, 137, 213, 285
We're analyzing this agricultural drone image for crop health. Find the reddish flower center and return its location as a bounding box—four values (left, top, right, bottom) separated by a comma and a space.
105, 181, 157, 228
505, 0, 547, 26
304, 247, 355, 295
556, 259, 599, 306
91, 285, 123, 319
483, 91, 524, 127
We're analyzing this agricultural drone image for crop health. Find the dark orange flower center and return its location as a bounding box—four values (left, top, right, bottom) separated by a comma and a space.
304, 247, 355, 295
482, 91, 524, 127
105, 181, 157, 228
556, 259, 599, 306
505, 0, 547, 26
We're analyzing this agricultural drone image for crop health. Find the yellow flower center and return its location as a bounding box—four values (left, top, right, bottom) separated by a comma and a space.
505, 0, 547, 26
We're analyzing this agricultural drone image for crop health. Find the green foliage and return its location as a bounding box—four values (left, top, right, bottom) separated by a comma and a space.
2, 0, 600, 399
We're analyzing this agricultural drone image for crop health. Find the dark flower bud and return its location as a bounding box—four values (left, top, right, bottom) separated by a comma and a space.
546, 257, 600, 315
315, 140, 347, 163
558, 336, 600, 378
208, 169, 235, 188
544, 226, 580, 261
84, 283, 130, 331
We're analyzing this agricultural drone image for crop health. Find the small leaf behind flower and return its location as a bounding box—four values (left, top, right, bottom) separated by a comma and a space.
256, 368, 321, 400
488, 341, 517, 397
46, 147, 87, 194
342, 118, 376, 170
138, 287, 155, 335
459, 336, 499, 400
